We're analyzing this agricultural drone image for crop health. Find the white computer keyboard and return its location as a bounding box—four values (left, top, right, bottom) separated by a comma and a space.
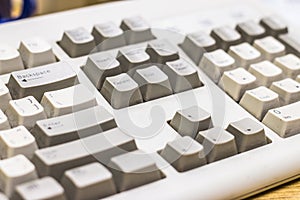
0, 0, 300, 199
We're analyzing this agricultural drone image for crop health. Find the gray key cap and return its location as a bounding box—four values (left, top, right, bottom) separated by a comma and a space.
211, 26, 243, 51
82, 52, 122, 89
133, 65, 173, 101
164, 59, 203, 93
117, 47, 150, 73
12, 177, 65, 200
92, 21, 126, 51
100, 73, 143, 109
278, 34, 300, 57
196, 127, 238, 163
32, 128, 137, 180
226, 118, 267, 153
170, 106, 212, 138
146, 39, 179, 64
260, 16, 288, 37
120, 16, 155, 44
109, 150, 162, 192
7, 62, 77, 101
180, 31, 217, 64
59, 27, 95, 57
236, 20, 266, 43
160, 136, 207, 172
32, 106, 117, 147
61, 163, 116, 200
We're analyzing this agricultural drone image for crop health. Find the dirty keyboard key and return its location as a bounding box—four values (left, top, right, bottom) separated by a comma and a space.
169, 106, 212, 138
0, 44, 24, 75
0, 155, 37, 197
196, 127, 238, 163
263, 101, 300, 137
100, 73, 143, 109
120, 16, 155, 44
0, 79, 11, 112
41, 84, 97, 118
253, 36, 285, 61
146, 39, 179, 64
199, 49, 235, 83
92, 21, 126, 51
61, 162, 116, 200
248, 61, 283, 87
236, 20, 266, 43
18, 37, 56, 68
133, 65, 172, 101
0, 110, 10, 130
59, 27, 95, 57
210, 26, 243, 51
260, 16, 288, 37
160, 136, 207, 172
228, 42, 262, 69
219, 68, 257, 101
32, 106, 117, 147
278, 34, 300, 57
164, 59, 202, 93
82, 53, 122, 89
33, 128, 137, 180
12, 177, 65, 200
226, 118, 267, 152
5, 96, 46, 130
180, 31, 217, 64
7, 62, 77, 101
117, 47, 150, 72
0, 126, 37, 159
270, 78, 300, 105
274, 54, 300, 79
240, 86, 280, 120
109, 150, 162, 192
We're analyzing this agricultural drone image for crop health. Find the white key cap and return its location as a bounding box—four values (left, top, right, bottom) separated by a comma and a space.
240, 86, 280, 120
260, 16, 288, 36
109, 150, 162, 192
199, 49, 235, 83
219, 68, 257, 101
169, 106, 212, 138
248, 61, 283, 87
82, 52, 122, 89
117, 47, 150, 72
33, 128, 137, 180
160, 136, 207, 172
270, 78, 300, 105
164, 59, 203, 93
133, 65, 173, 101
0, 155, 37, 197
12, 177, 65, 200
297, 75, 300, 83
41, 84, 97, 118
0, 126, 37, 159
236, 20, 266, 43
0, 193, 7, 200
196, 127, 238, 163
100, 73, 143, 109
59, 27, 95, 57
18, 37, 56, 68
5, 96, 46, 130
61, 163, 116, 200
0, 80, 11, 112
92, 21, 126, 51
274, 54, 300, 78
146, 39, 179, 64
226, 118, 267, 152
180, 31, 217, 64
7, 62, 77, 101
32, 106, 117, 147
228, 42, 262, 69
263, 101, 300, 137
0, 110, 10, 130
120, 16, 155, 44
0, 44, 24, 75
253, 36, 285, 61
211, 26, 243, 51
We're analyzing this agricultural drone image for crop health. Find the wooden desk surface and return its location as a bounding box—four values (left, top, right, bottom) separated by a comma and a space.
249, 179, 300, 199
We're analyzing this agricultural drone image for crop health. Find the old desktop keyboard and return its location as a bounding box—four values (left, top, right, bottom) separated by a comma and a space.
0, 0, 300, 199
